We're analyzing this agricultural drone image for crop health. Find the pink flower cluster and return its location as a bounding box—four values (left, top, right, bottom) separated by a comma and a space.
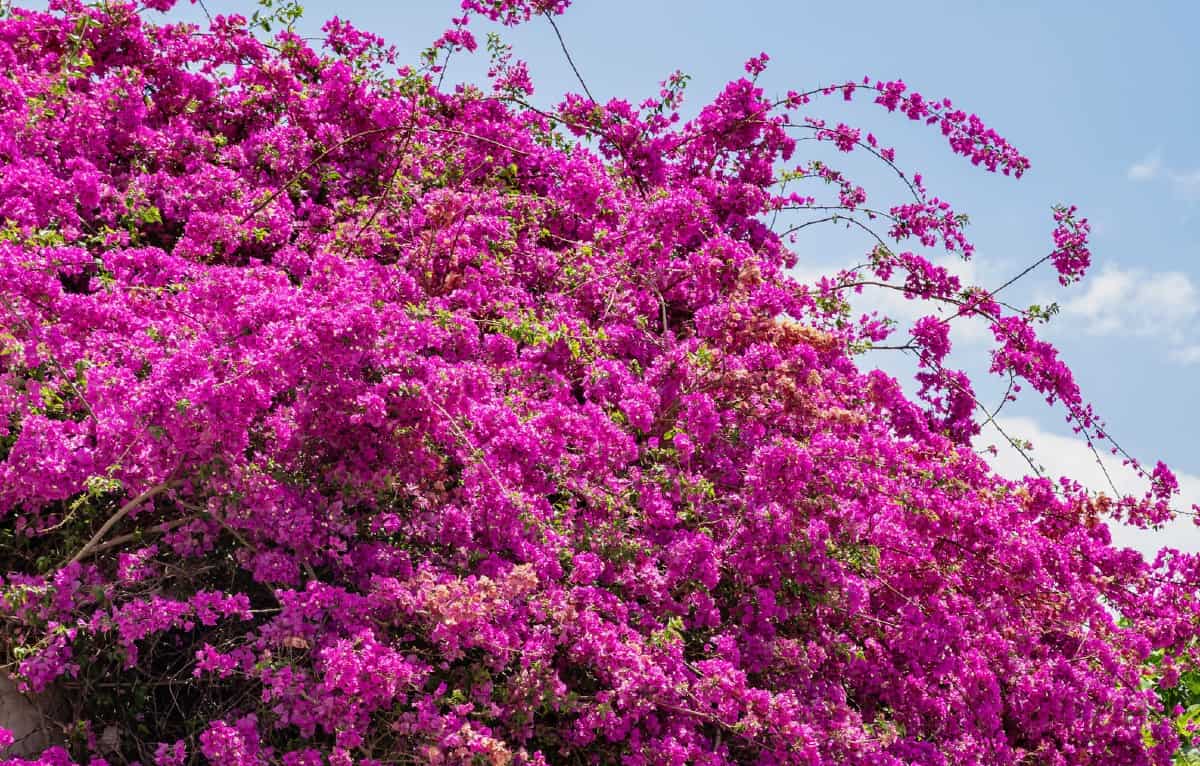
0, 2, 1196, 765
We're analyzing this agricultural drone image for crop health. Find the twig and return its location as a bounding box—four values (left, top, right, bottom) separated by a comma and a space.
238, 126, 405, 223
83, 513, 204, 558
67, 481, 178, 565
545, 13, 594, 103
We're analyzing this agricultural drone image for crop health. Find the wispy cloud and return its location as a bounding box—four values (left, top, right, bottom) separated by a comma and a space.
1168, 168, 1200, 200
1169, 345, 1200, 365
1127, 150, 1200, 199
1127, 151, 1163, 181
1062, 264, 1200, 361
978, 416, 1200, 558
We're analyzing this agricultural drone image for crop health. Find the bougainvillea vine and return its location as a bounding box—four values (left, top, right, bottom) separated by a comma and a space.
1, 1, 1198, 764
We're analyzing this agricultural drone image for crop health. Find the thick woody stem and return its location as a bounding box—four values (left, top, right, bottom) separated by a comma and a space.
67, 481, 177, 566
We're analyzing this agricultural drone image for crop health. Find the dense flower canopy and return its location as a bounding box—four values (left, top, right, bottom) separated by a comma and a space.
1, 1, 1199, 764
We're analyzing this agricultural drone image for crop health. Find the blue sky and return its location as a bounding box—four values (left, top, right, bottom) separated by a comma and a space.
132, 1, 1200, 554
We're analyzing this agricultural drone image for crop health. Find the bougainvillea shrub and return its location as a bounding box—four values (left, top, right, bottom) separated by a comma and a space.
1, 0, 1198, 764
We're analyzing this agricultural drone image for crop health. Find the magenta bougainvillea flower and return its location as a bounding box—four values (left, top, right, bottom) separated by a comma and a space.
1, 1, 1198, 764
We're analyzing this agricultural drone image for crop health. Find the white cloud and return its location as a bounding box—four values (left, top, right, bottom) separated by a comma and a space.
978, 416, 1200, 558
1062, 264, 1200, 359
1128, 151, 1162, 181
1169, 168, 1200, 200
1169, 344, 1200, 365
1127, 150, 1200, 200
